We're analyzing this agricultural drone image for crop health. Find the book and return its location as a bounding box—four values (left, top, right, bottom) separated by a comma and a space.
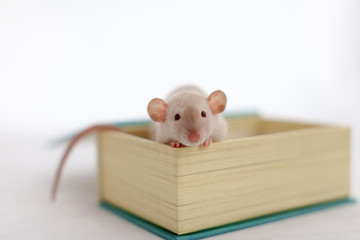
101, 198, 354, 240
97, 114, 351, 236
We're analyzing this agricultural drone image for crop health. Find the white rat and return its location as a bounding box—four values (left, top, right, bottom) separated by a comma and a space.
147, 86, 227, 148
51, 86, 227, 200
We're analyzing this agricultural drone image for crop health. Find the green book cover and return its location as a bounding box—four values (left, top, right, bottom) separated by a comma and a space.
101, 198, 355, 240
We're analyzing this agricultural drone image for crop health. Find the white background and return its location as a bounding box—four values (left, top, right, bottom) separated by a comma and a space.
1, 0, 360, 239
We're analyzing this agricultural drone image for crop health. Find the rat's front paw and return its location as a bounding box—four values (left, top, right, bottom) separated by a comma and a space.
200, 137, 212, 149
170, 141, 185, 148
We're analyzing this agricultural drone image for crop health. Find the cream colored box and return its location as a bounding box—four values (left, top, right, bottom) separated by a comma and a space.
98, 115, 350, 235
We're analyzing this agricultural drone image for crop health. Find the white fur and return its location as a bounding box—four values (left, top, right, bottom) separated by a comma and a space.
149, 86, 227, 146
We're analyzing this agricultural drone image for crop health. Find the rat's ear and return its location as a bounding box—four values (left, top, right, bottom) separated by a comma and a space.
147, 98, 168, 122
207, 90, 227, 114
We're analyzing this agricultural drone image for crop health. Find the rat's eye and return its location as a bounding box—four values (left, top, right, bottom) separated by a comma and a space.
174, 114, 181, 121
201, 111, 207, 118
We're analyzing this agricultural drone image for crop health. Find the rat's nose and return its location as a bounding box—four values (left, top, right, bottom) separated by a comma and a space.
188, 131, 200, 143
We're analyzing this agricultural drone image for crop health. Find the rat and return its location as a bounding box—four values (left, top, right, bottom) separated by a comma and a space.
51, 86, 227, 201
147, 86, 227, 148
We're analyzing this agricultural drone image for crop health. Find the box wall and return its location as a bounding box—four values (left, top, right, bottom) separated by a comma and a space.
175, 126, 350, 233
98, 119, 351, 235
98, 131, 180, 233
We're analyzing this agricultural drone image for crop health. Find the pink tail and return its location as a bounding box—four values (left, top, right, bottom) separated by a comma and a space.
51, 124, 123, 201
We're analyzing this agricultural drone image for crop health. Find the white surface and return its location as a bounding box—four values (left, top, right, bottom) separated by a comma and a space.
1, 0, 360, 239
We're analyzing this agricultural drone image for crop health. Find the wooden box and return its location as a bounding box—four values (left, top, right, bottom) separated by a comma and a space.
97, 115, 350, 235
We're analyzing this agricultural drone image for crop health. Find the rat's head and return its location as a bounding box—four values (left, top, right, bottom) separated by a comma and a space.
148, 90, 227, 146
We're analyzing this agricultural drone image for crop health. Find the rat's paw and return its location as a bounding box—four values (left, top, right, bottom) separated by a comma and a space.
200, 138, 212, 149
170, 141, 185, 148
